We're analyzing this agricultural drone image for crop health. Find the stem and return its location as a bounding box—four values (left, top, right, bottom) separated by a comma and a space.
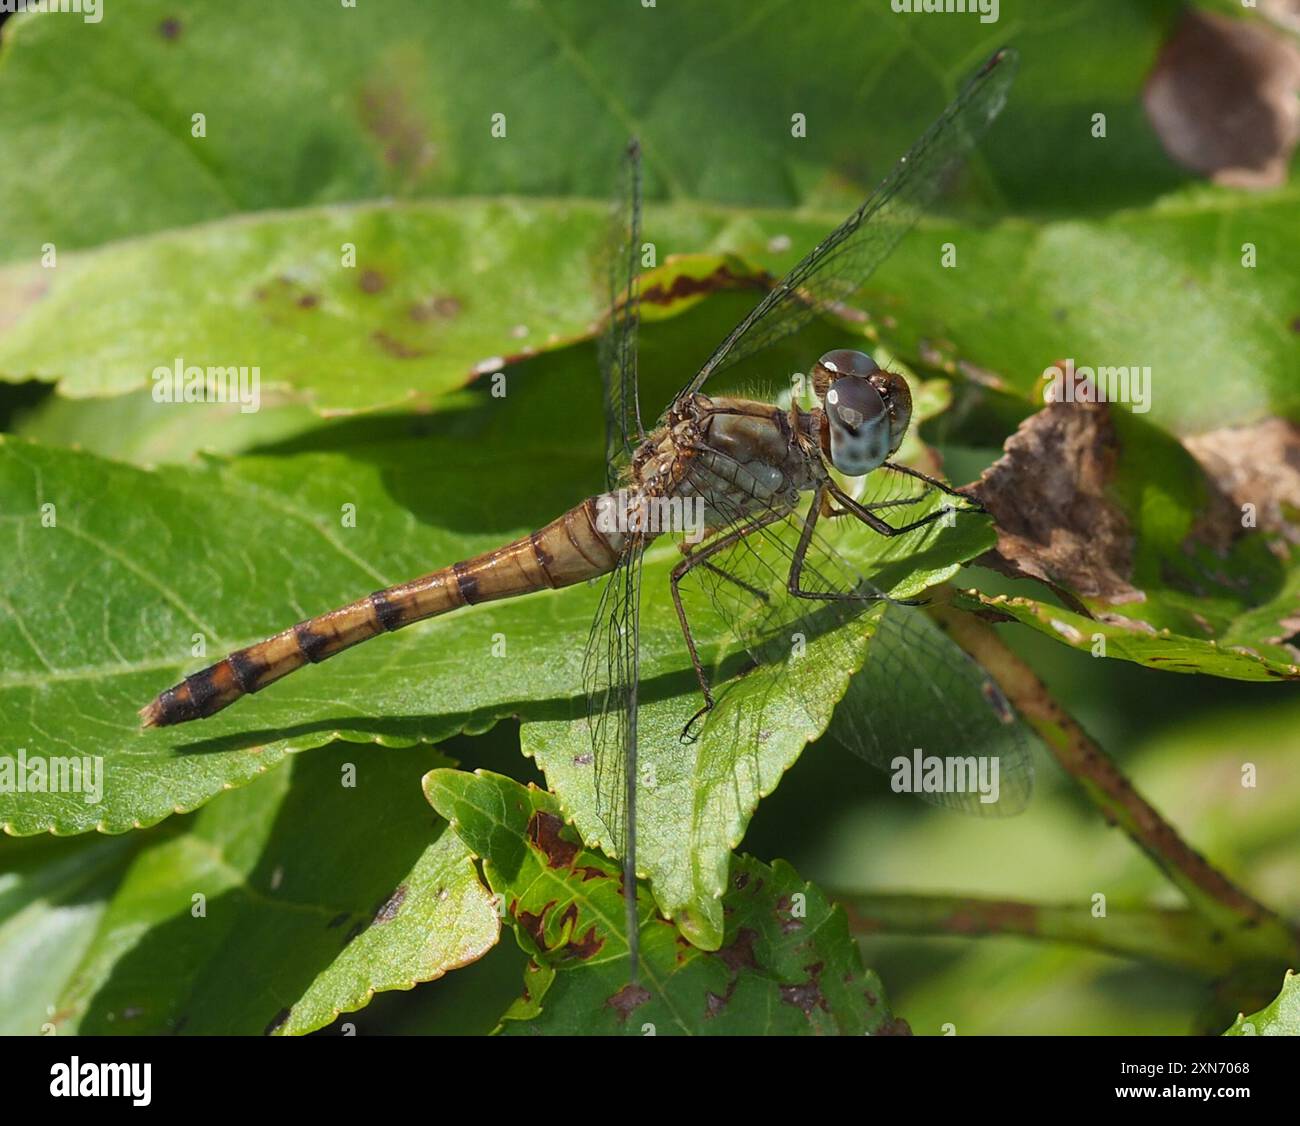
837, 892, 1239, 976
930, 595, 1300, 967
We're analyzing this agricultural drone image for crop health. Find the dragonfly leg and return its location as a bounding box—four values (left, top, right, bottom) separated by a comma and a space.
826, 478, 962, 536
827, 492, 928, 518
787, 484, 909, 603
882, 460, 987, 514
697, 559, 771, 603
671, 510, 788, 742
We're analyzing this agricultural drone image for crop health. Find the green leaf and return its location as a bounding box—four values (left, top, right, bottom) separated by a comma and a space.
1223, 971, 1300, 1035
0, 830, 154, 1034
424, 767, 901, 1035
0, 0, 1182, 260
9, 0, 1252, 423
43, 744, 497, 1035
0, 201, 614, 413
0, 420, 599, 835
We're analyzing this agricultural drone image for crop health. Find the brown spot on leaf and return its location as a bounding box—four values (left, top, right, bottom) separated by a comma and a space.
371, 330, 428, 359
1143, 9, 1300, 189
876, 1017, 913, 1036
410, 295, 463, 321
358, 269, 387, 294
553, 899, 603, 962
716, 927, 759, 974
606, 983, 652, 1024
373, 885, 407, 924
562, 921, 603, 960
970, 400, 1139, 605
779, 962, 827, 1016
527, 810, 580, 869
357, 76, 437, 183
297, 293, 319, 309
515, 902, 555, 950
780, 981, 823, 1015
158, 17, 182, 40
639, 262, 772, 307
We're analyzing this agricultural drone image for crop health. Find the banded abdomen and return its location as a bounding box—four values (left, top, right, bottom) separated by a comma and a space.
140, 496, 627, 728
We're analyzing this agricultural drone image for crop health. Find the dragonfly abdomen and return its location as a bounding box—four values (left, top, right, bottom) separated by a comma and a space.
139, 496, 625, 728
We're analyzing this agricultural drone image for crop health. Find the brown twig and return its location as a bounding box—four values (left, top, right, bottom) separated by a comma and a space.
929, 594, 1300, 967
837, 892, 1240, 976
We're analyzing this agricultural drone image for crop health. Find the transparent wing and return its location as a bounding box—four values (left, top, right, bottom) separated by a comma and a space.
674, 47, 1018, 404
676, 458, 1032, 815
583, 535, 645, 862
597, 139, 644, 488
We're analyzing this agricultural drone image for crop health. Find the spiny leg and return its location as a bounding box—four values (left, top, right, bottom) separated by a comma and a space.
825, 478, 957, 537
697, 559, 771, 603
882, 459, 987, 513
788, 483, 923, 605
826, 492, 929, 518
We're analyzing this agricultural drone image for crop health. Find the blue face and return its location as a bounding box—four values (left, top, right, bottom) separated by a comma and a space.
813, 349, 909, 477
825, 378, 890, 475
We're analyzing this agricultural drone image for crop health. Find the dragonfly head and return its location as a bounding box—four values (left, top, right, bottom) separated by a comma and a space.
812, 349, 912, 476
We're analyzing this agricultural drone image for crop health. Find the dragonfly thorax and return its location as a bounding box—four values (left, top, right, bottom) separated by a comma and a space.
629, 394, 823, 536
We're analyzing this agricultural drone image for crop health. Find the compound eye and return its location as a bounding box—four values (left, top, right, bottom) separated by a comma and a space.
825, 377, 885, 433
817, 349, 879, 381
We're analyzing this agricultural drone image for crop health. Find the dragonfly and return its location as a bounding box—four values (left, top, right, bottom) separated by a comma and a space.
142, 47, 1031, 981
